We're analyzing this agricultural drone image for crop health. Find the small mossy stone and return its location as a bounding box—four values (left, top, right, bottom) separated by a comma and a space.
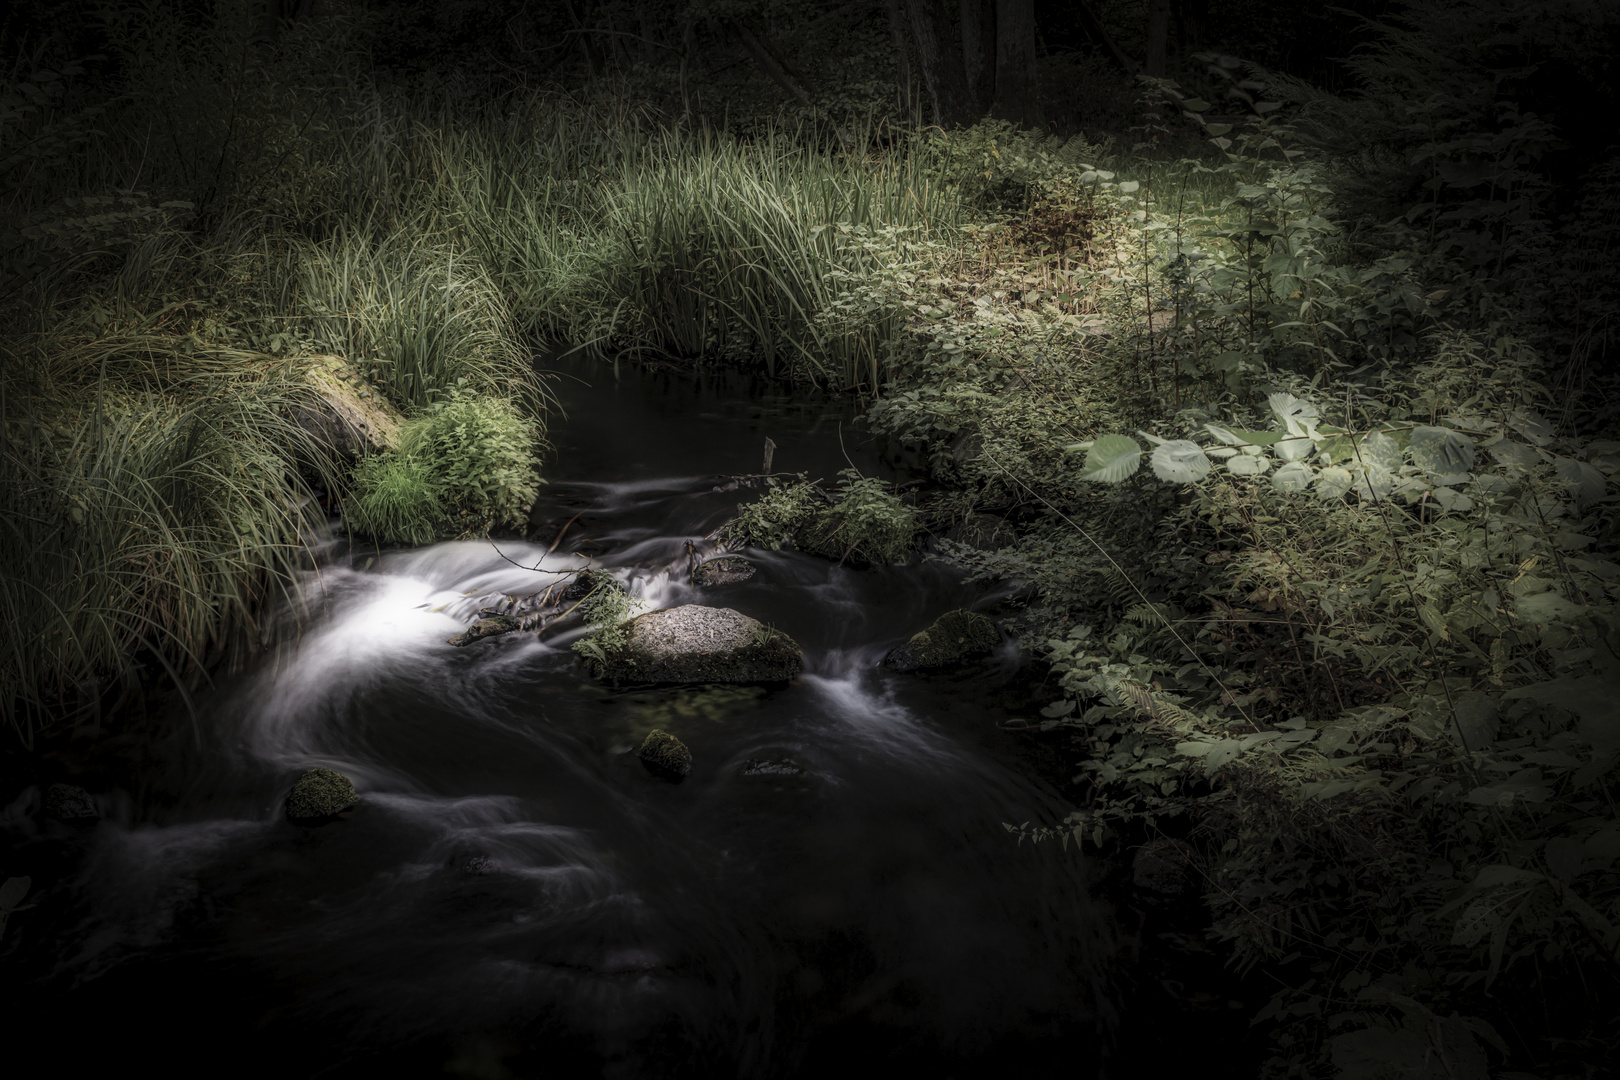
692, 555, 756, 587
44, 783, 97, 821
638, 729, 692, 781
884, 610, 1000, 671
286, 767, 358, 822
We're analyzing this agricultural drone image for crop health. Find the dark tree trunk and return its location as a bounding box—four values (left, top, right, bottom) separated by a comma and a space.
992, 0, 1041, 128
885, 0, 916, 120
906, 0, 977, 127
1075, 0, 1140, 74
564, 0, 604, 78
959, 0, 996, 116
729, 18, 816, 110
1145, 0, 1171, 76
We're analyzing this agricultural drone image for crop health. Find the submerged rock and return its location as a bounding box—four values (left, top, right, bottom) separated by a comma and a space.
44, 783, 97, 822
285, 767, 358, 823
1132, 838, 1199, 896
692, 555, 756, 587
741, 758, 804, 778
638, 729, 692, 781
447, 614, 523, 647
884, 610, 1000, 671
597, 605, 802, 685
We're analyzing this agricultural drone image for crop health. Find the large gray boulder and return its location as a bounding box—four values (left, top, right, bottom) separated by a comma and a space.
884, 610, 1000, 671
597, 605, 801, 685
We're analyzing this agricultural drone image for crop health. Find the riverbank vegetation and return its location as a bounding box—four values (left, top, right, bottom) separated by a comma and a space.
3, 0, 1617, 1074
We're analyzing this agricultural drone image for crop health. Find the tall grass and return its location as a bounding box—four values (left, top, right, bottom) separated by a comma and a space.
0, 342, 335, 743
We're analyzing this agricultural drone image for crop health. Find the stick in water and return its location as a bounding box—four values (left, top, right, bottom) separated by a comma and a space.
762, 436, 776, 474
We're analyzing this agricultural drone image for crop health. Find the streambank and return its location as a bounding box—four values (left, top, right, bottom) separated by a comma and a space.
4, 354, 1262, 1079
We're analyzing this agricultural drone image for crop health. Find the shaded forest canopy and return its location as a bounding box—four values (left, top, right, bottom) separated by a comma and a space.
3, 1, 1620, 1078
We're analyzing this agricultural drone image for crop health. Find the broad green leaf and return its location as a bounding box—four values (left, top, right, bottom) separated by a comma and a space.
1082, 434, 1143, 484
1353, 464, 1395, 500
1227, 453, 1269, 476
1118, 180, 1140, 193
1452, 691, 1499, 750
0, 876, 28, 909
1274, 435, 1314, 461
1504, 675, 1620, 747
1268, 392, 1319, 435
1409, 426, 1476, 475
1151, 440, 1212, 483
1316, 466, 1353, 499
1555, 457, 1607, 506
1432, 487, 1475, 513
1490, 439, 1540, 469
1509, 409, 1553, 446
1271, 460, 1312, 492
1357, 430, 1402, 473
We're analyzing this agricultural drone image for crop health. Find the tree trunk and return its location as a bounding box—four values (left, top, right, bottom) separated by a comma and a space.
729, 18, 815, 110
1145, 0, 1171, 77
564, 0, 604, 78
906, 0, 976, 128
884, 0, 916, 120
958, 0, 996, 117
992, 0, 1042, 128
1075, 0, 1140, 75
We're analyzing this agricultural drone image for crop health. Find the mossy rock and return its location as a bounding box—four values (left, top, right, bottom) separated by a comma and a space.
447, 614, 522, 647
285, 767, 358, 823
596, 605, 802, 685
692, 555, 756, 587
638, 729, 692, 781
884, 610, 1000, 671
44, 783, 97, 822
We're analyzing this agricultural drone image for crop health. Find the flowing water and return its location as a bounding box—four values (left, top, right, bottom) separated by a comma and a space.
3, 358, 1147, 1077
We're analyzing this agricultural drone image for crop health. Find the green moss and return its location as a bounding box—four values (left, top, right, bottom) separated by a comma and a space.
638, 728, 692, 781
885, 610, 1000, 671
285, 767, 358, 821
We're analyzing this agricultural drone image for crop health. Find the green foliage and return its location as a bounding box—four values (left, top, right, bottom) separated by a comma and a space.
344, 392, 541, 544
913, 120, 1102, 213
570, 577, 637, 675
725, 477, 820, 550
802, 469, 918, 565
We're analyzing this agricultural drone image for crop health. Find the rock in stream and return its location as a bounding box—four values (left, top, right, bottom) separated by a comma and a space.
596, 605, 801, 685
884, 610, 1001, 671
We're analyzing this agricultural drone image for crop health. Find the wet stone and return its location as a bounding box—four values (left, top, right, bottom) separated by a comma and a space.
461, 855, 497, 876
884, 610, 1000, 672
691, 555, 756, 587
43, 783, 97, 822
638, 729, 692, 781
285, 767, 358, 823
597, 605, 802, 685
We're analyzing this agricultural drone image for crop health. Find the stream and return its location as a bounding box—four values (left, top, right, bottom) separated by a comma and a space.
3, 357, 1253, 1077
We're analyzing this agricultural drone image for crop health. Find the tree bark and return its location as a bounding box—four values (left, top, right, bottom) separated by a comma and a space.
958, 0, 996, 116
1144, 0, 1171, 77
729, 18, 816, 110
884, 0, 916, 120
906, 0, 977, 128
992, 0, 1042, 128
1075, 0, 1140, 74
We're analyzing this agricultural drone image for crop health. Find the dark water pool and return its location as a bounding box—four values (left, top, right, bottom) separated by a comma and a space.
2, 357, 1253, 1077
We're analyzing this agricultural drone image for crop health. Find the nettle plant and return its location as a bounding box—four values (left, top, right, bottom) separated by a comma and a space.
1036, 332, 1619, 1074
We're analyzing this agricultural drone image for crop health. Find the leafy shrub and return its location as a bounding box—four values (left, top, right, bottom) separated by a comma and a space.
914, 119, 1101, 213
725, 477, 820, 550
802, 470, 918, 564
343, 392, 540, 544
